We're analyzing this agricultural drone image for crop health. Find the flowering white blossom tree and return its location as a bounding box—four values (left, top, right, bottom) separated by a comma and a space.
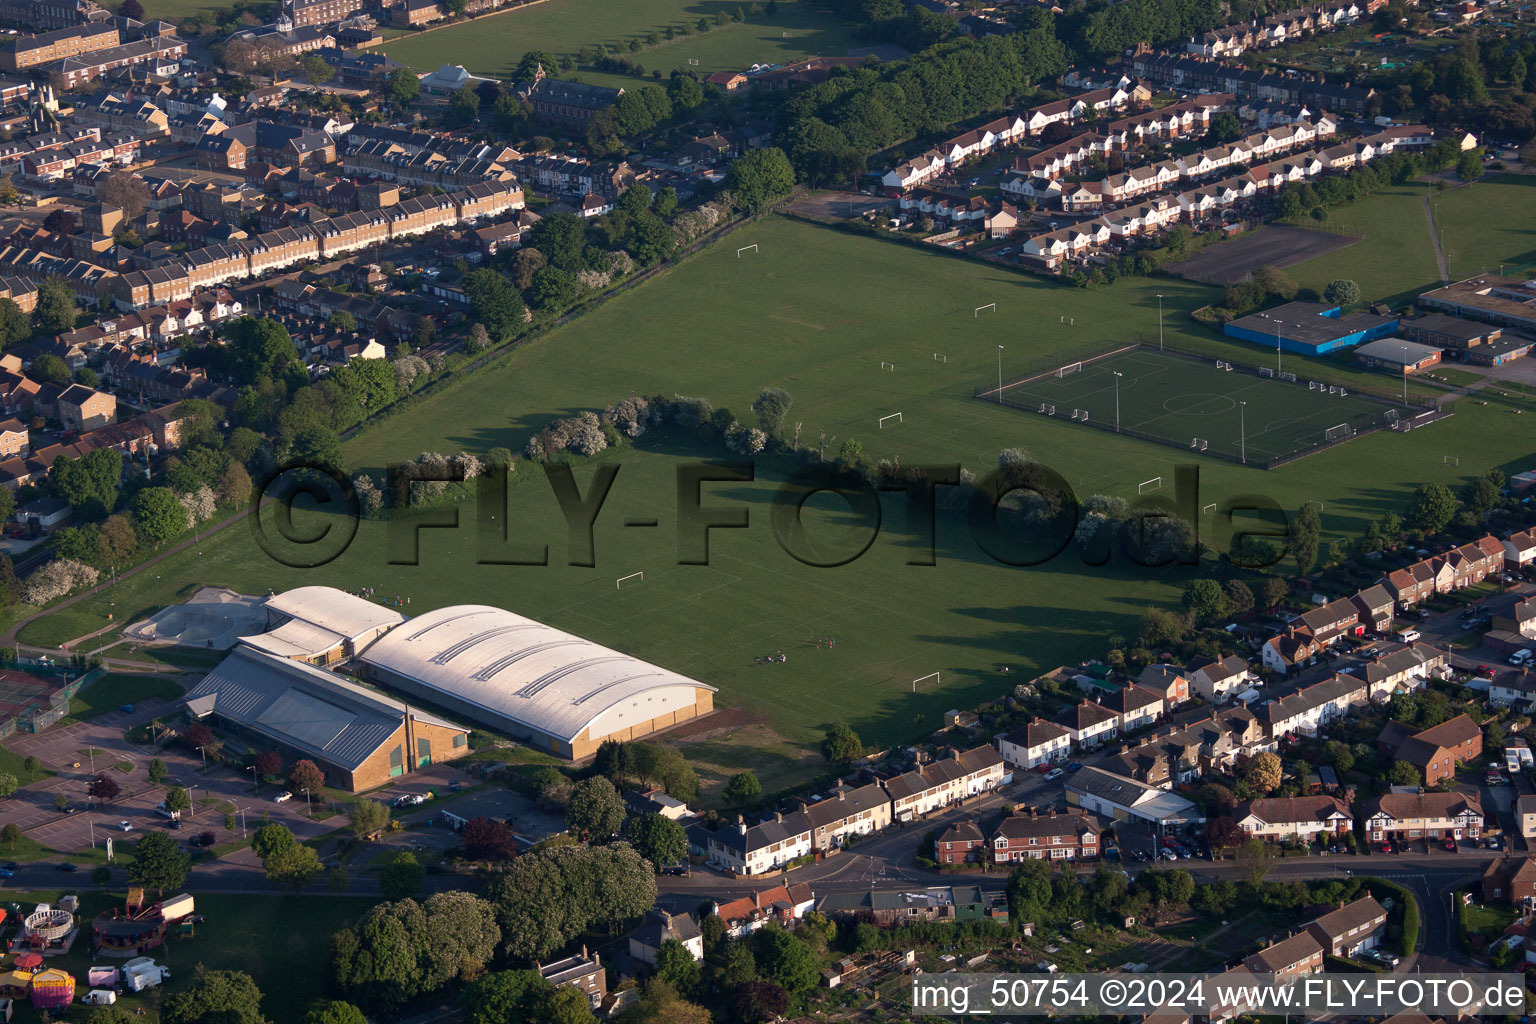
20, 558, 100, 605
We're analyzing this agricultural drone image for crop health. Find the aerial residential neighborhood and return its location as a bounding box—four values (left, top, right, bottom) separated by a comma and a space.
0, 0, 1527, 1020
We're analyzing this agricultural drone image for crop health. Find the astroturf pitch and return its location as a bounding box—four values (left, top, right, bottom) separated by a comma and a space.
995, 346, 1403, 465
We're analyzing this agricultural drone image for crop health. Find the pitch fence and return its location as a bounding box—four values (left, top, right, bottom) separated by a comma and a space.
973, 338, 1441, 470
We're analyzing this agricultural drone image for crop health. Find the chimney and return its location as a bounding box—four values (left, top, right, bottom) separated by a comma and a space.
839, 789, 845, 802
581, 945, 587, 958
737, 815, 747, 836
775, 811, 782, 823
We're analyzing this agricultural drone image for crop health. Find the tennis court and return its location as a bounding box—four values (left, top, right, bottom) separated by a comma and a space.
980, 345, 1427, 468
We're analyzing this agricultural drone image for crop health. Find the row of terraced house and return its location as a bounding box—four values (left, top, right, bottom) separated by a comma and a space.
877, 78, 1152, 195
0, 182, 522, 312
695, 745, 1008, 876
1019, 123, 1432, 269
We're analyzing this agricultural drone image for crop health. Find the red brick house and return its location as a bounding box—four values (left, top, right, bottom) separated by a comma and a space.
935, 820, 985, 865
1376, 713, 1483, 786
990, 810, 1100, 864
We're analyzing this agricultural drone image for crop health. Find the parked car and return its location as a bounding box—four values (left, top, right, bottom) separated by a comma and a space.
1442, 837, 1458, 851
55, 862, 77, 872
1475, 664, 1495, 679
1486, 837, 1503, 849
1365, 950, 1401, 968
119, 704, 134, 714
165, 820, 183, 830
116, 821, 132, 832
273, 792, 292, 803
1034, 763, 1054, 774
660, 865, 688, 876
1044, 768, 1065, 781
0, 862, 16, 872
1066, 761, 1083, 773
1380, 842, 1394, 853
0, 868, 13, 879
1159, 849, 1178, 861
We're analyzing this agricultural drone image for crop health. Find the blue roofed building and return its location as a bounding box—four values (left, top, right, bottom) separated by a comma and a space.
1223, 300, 1400, 355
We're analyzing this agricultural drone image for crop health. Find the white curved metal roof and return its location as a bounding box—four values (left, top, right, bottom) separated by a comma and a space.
357, 605, 714, 742
263, 586, 404, 641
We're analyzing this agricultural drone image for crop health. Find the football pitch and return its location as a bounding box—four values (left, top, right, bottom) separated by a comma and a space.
986, 346, 1422, 468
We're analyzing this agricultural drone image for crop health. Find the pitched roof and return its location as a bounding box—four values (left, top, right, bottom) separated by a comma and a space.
993, 811, 1098, 841
1240, 795, 1351, 826
1307, 896, 1386, 940
883, 745, 1003, 800
1366, 791, 1482, 822
1245, 931, 1323, 972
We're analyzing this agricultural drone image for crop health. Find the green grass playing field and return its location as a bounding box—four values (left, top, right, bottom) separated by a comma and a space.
381, 0, 855, 80
994, 346, 1407, 467
1284, 174, 1536, 304
15, 217, 1532, 781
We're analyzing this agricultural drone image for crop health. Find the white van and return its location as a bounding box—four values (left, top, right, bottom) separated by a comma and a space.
1396, 628, 1421, 643
1510, 649, 1533, 667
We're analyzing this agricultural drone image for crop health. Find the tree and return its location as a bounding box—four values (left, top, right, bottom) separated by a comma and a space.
1410, 482, 1456, 534
327, 311, 357, 334
653, 938, 699, 990
226, 317, 299, 384
620, 813, 686, 868
464, 268, 525, 342
529, 266, 579, 310
1243, 751, 1282, 795
820, 721, 862, 764
1209, 111, 1242, 143
463, 970, 550, 1024
98, 514, 138, 567
290, 759, 325, 796
1223, 579, 1255, 617
1181, 579, 1229, 626
0, 822, 20, 850
461, 816, 516, 860
1205, 816, 1243, 856
163, 785, 191, 816
252, 822, 297, 859
491, 843, 656, 960
626, 981, 709, 1024
162, 970, 266, 1024
751, 387, 793, 434
87, 772, 120, 804
334, 892, 500, 1014
1323, 278, 1361, 308
301, 1001, 368, 1024
0, 297, 28, 347
349, 798, 389, 840
566, 776, 625, 838
1463, 469, 1503, 514
381, 850, 425, 899
132, 486, 188, 546
0, 774, 15, 799
723, 770, 762, 806
30, 352, 70, 386
128, 830, 191, 894
53, 447, 124, 520
1229, 837, 1273, 885
1292, 502, 1321, 574
386, 68, 420, 106
1389, 761, 1422, 787
1457, 148, 1484, 181
754, 926, 819, 993
726, 147, 795, 214
265, 842, 323, 892
98, 171, 152, 220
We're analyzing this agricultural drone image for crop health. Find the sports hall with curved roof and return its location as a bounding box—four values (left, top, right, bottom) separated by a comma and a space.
357, 604, 714, 758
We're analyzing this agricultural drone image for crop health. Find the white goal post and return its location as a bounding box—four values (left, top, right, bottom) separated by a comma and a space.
880, 361, 895, 371
912, 671, 941, 692
687, 58, 699, 65
1444, 455, 1459, 466
1307, 500, 1325, 511
974, 303, 996, 318
1324, 423, 1352, 442
616, 571, 644, 590
1202, 502, 1218, 516
879, 412, 903, 428
1138, 476, 1162, 494
1060, 315, 1075, 325
933, 352, 947, 362
736, 243, 758, 258
1057, 361, 1082, 378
